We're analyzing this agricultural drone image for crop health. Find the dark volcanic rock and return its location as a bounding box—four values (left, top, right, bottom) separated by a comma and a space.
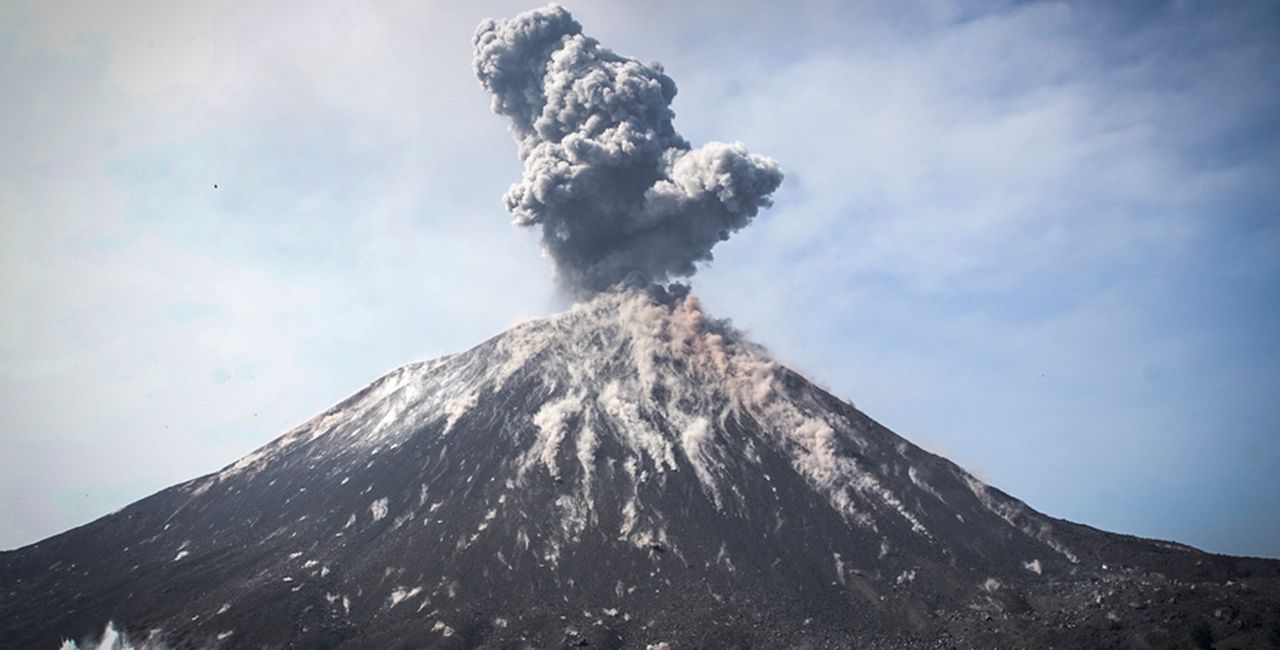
2, 291, 1277, 649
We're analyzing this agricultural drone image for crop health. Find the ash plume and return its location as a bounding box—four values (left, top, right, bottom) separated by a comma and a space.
473, 4, 783, 295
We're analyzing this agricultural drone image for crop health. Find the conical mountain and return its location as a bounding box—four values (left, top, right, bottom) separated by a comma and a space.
3, 291, 1277, 649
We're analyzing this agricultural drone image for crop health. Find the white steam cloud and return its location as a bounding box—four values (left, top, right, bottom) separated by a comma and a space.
473, 4, 784, 294
59, 622, 172, 650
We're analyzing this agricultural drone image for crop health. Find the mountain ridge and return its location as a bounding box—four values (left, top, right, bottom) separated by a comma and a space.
3, 290, 1278, 649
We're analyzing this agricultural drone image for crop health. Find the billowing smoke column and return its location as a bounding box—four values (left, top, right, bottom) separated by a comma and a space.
473, 4, 784, 295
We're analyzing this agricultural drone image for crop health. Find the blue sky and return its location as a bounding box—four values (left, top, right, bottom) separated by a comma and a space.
1, 1, 1277, 557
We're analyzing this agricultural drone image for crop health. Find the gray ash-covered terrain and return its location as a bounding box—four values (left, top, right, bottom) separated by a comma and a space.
2, 289, 1278, 649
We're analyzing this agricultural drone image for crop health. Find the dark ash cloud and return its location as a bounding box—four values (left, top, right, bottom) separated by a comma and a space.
473, 3, 784, 294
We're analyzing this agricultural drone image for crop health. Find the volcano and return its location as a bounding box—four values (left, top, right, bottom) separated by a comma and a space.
3, 291, 1279, 649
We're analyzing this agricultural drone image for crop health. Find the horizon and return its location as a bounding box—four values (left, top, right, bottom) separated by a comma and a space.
2, 0, 1278, 563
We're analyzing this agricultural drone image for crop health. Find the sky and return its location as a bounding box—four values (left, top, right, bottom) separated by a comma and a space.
1, 0, 1277, 557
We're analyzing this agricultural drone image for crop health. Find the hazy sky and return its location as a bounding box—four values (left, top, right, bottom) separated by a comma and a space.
2, 1, 1277, 557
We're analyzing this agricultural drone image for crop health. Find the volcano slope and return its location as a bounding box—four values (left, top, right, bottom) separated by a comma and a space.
2, 290, 1278, 649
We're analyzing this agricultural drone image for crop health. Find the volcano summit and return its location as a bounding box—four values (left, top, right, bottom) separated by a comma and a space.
4, 291, 1279, 649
